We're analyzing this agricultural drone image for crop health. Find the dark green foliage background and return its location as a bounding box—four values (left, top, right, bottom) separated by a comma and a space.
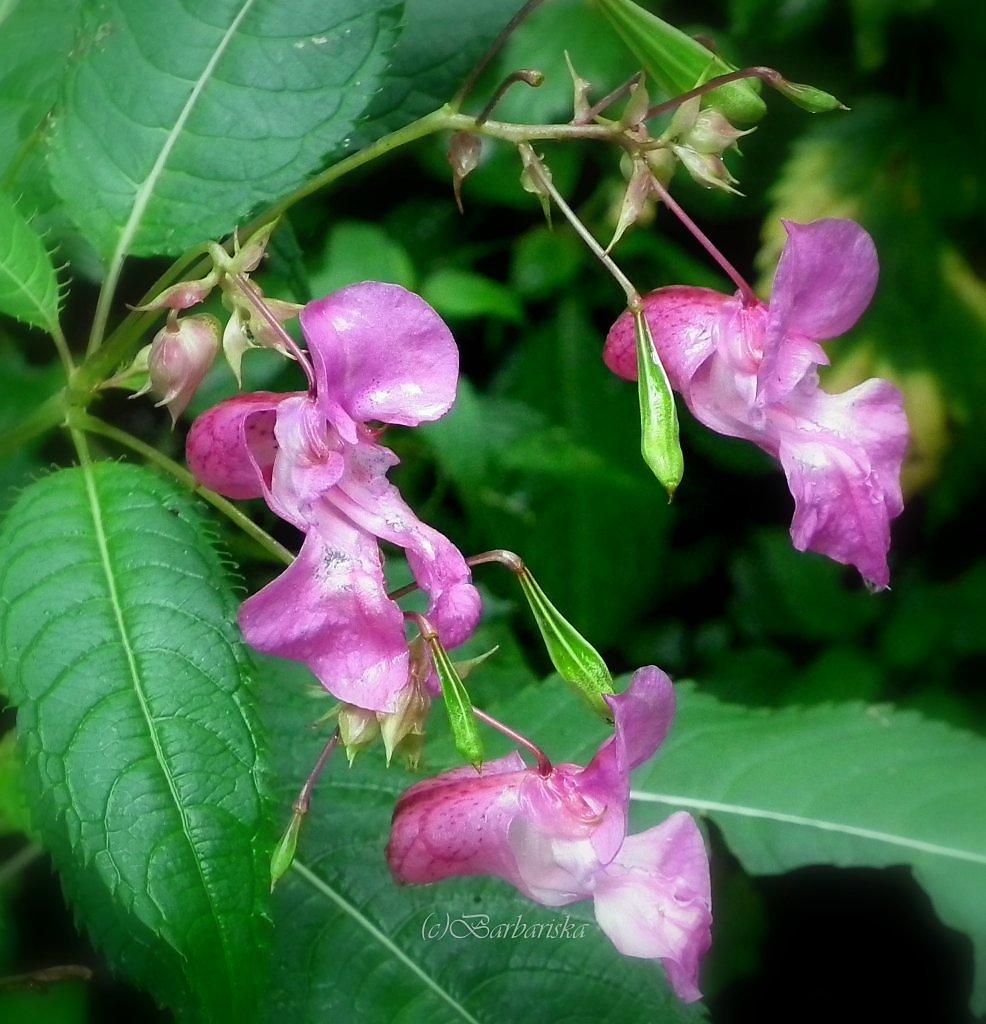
0, 0, 983, 1022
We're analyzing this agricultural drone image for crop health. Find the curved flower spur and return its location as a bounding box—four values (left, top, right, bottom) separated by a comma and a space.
186, 282, 481, 714
605, 218, 909, 589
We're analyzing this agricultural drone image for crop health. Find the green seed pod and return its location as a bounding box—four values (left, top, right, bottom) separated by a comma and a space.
593, 0, 767, 124
516, 567, 613, 717
771, 77, 848, 113
269, 811, 303, 892
634, 307, 684, 497
427, 635, 484, 769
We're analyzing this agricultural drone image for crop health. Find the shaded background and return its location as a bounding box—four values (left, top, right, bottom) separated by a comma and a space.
1, 0, 983, 1020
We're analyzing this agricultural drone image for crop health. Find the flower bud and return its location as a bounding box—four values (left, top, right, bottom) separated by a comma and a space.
643, 146, 676, 187
515, 566, 613, 717
671, 145, 742, 195
769, 76, 847, 113
620, 76, 650, 129
147, 314, 220, 423
378, 679, 430, 766
233, 219, 279, 274
222, 308, 254, 387
337, 704, 380, 766
518, 144, 553, 225
608, 157, 654, 252
132, 270, 219, 312
565, 52, 593, 122
682, 109, 754, 155
448, 132, 482, 214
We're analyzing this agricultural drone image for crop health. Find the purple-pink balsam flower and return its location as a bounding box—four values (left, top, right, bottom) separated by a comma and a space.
604, 218, 908, 589
186, 283, 481, 712
387, 667, 712, 1002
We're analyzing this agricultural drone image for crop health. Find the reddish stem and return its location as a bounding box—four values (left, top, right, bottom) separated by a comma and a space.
644, 66, 780, 121
649, 178, 758, 304
293, 730, 340, 816
473, 707, 552, 776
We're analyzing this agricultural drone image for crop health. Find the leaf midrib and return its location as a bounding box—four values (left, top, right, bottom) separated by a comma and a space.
99, 0, 258, 284
77, 459, 240, 1001
292, 860, 483, 1024
631, 790, 986, 865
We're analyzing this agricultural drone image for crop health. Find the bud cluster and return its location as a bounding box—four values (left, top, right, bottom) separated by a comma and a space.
109, 220, 302, 419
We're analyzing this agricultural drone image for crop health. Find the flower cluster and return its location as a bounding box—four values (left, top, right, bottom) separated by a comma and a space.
604, 218, 908, 588
186, 282, 481, 713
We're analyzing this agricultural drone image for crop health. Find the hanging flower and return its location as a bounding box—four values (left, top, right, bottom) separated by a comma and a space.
186, 283, 481, 712
604, 218, 908, 589
388, 667, 712, 1002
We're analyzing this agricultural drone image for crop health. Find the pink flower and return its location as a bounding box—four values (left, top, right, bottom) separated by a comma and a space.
186, 283, 481, 712
604, 219, 909, 589
387, 668, 712, 1002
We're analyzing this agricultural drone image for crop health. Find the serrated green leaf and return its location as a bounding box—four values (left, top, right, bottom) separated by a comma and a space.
496, 681, 986, 1013
258, 656, 706, 1024
0, 189, 60, 333
0, 463, 271, 1024
48, 0, 401, 258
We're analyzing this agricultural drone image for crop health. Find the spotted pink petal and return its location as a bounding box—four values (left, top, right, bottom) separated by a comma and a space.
778, 377, 907, 589
604, 287, 724, 387
328, 439, 481, 648
387, 753, 528, 887
239, 507, 411, 712
593, 812, 712, 1003
300, 282, 459, 442
185, 391, 290, 499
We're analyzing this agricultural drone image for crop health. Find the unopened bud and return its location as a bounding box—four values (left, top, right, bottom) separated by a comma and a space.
448, 133, 482, 214
379, 680, 430, 766
608, 157, 654, 252
147, 314, 220, 423
620, 76, 650, 129
643, 146, 676, 187
132, 270, 219, 313
682, 108, 754, 155
769, 75, 847, 113
222, 308, 254, 387
518, 144, 553, 225
671, 145, 742, 195
337, 704, 380, 765
565, 51, 593, 122
248, 297, 303, 354
234, 219, 279, 273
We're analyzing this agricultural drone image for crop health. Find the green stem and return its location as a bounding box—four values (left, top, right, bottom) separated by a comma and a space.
72, 108, 619, 397
68, 412, 293, 566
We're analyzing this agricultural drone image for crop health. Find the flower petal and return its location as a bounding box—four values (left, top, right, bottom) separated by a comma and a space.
604, 287, 726, 387
239, 507, 411, 712
777, 377, 908, 589
593, 812, 712, 1003
760, 219, 878, 402
387, 753, 527, 886
301, 282, 460, 433
185, 391, 290, 499
329, 439, 481, 648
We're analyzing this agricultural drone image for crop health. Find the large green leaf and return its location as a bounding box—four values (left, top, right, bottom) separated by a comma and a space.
499, 681, 986, 1012
48, 0, 401, 258
0, 189, 60, 333
259, 656, 705, 1024
353, 0, 518, 139
0, 463, 271, 1023
0, 0, 82, 178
